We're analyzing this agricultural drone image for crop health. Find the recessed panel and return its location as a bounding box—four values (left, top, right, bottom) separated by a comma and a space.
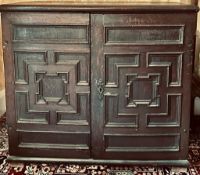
105, 134, 180, 152
14, 25, 89, 43
105, 96, 138, 128
18, 131, 90, 150
105, 54, 139, 87
106, 26, 184, 45
15, 91, 49, 124
55, 53, 90, 84
57, 95, 90, 125
147, 94, 182, 127
43, 76, 64, 98
147, 52, 183, 87
14, 51, 46, 84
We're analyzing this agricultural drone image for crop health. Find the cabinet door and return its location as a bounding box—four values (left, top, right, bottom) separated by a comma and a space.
2, 13, 91, 158
91, 14, 196, 160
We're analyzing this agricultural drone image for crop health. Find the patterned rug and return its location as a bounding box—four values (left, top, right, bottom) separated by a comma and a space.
0, 115, 200, 175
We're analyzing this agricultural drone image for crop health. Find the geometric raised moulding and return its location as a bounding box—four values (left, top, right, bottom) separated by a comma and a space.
15, 91, 49, 124
105, 54, 139, 87
35, 72, 69, 105
14, 51, 47, 84
147, 52, 183, 87
146, 94, 182, 127
126, 73, 160, 107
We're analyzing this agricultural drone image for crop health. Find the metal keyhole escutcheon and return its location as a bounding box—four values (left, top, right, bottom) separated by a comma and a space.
96, 79, 105, 101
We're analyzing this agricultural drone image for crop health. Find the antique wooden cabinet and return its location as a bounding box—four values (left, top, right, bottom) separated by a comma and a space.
0, 2, 199, 165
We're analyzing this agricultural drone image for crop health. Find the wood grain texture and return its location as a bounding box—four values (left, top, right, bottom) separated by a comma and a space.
0, 0, 196, 91
0, 0, 192, 5
1, 4, 197, 163
2, 12, 91, 158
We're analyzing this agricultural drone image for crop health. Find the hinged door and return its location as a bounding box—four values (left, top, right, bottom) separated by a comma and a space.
2, 12, 197, 161
2, 12, 91, 158
91, 13, 196, 160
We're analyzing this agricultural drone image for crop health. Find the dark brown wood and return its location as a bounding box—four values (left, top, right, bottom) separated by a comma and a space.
91, 13, 196, 161
2, 12, 91, 159
0, 2, 198, 13
1, 4, 198, 165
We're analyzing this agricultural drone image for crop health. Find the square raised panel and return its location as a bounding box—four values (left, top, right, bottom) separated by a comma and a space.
126, 73, 160, 107
36, 72, 69, 105
15, 51, 90, 126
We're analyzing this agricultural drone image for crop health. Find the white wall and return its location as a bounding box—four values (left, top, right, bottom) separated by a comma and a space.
0, 89, 5, 116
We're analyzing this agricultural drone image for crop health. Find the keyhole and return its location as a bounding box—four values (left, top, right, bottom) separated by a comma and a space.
99, 87, 103, 93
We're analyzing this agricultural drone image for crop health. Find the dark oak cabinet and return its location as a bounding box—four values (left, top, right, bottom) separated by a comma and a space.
1, 3, 198, 165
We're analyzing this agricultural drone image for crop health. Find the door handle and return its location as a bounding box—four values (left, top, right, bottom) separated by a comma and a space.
96, 79, 104, 100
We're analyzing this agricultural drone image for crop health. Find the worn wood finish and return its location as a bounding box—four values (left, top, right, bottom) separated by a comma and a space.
0, 4, 198, 12
91, 12, 196, 161
2, 12, 91, 158
1, 3, 198, 165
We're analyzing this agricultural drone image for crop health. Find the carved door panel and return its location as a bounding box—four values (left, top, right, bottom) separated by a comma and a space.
91, 14, 196, 160
3, 13, 91, 158
2, 12, 196, 161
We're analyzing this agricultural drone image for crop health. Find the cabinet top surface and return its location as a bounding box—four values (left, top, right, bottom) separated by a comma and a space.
0, 1, 198, 12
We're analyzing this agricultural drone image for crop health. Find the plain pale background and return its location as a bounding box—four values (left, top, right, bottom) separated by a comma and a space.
0, 0, 198, 116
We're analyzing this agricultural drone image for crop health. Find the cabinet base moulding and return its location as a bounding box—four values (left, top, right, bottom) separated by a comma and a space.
7, 156, 189, 166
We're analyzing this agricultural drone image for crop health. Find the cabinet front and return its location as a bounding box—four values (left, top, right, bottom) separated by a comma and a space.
2, 13, 91, 158
91, 13, 195, 160
2, 12, 196, 161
